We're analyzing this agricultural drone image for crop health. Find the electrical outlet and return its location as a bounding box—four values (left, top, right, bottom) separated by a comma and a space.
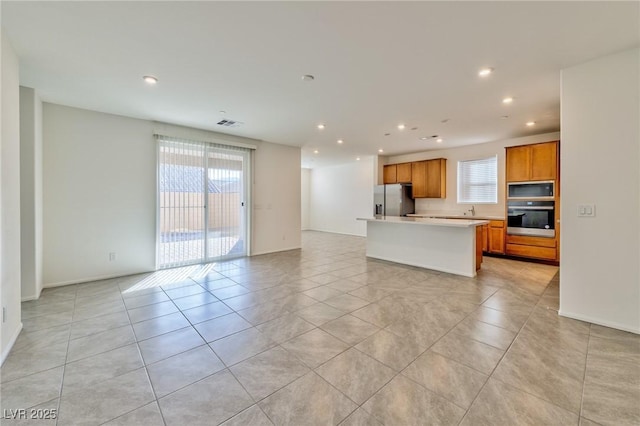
577, 204, 596, 217
109, 252, 116, 261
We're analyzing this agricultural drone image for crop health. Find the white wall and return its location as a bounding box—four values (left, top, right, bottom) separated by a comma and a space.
301, 168, 310, 230
1, 32, 23, 364
251, 141, 301, 254
20, 86, 43, 301
43, 104, 301, 286
386, 132, 561, 218
43, 104, 157, 286
560, 48, 640, 333
309, 157, 375, 237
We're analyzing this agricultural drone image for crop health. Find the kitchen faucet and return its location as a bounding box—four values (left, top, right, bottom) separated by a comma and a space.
468, 205, 475, 216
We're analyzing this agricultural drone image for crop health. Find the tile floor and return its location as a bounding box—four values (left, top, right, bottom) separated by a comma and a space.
1, 231, 639, 425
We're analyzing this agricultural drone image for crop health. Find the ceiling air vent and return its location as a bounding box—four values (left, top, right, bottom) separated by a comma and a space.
216, 119, 244, 128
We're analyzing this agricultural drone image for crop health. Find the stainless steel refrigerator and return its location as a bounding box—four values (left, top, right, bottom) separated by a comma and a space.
374, 184, 415, 217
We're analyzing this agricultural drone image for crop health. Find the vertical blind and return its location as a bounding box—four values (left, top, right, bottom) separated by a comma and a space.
156, 135, 251, 269
457, 156, 498, 203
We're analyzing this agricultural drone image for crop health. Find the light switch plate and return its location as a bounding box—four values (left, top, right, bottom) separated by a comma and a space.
577, 204, 596, 217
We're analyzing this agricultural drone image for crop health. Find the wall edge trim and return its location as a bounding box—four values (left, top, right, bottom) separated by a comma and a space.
1, 323, 23, 366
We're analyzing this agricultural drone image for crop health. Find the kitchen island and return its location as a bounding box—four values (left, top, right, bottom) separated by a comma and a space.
357, 216, 489, 277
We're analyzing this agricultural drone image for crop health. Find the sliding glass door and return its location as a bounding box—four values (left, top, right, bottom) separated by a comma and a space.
157, 137, 249, 269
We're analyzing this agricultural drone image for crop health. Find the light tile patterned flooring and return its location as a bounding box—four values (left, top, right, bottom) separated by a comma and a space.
2, 231, 639, 425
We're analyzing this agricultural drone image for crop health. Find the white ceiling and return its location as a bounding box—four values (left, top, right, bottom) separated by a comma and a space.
3, 1, 639, 168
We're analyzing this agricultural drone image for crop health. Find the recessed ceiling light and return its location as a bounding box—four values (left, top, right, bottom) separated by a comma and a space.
478, 68, 493, 77
378, 149, 384, 153
397, 124, 406, 130
356, 157, 361, 161
143, 75, 158, 84
420, 137, 428, 140
441, 118, 450, 123
436, 138, 443, 143
301, 74, 315, 81
410, 127, 418, 131
317, 124, 325, 130
219, 110, 226, 114
526, 121, 536, 126
502, 97, 513, 104
384, 133, 391, 136
313, 150, 319, 154
337, 139, 343, 144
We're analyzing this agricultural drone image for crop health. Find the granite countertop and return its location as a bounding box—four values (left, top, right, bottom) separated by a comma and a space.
357, 216, 489, 227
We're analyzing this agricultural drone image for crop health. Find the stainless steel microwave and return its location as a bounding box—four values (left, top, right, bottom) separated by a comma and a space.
507, 180, 554, 200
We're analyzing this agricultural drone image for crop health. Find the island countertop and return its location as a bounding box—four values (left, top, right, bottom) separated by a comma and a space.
357, 216, 489, 227
358, 215, 487, 277
407, 213, 505, 221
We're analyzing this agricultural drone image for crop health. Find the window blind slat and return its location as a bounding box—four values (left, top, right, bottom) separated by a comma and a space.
457, 156, 498, 203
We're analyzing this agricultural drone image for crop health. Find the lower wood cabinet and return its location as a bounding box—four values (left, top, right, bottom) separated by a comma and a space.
488, 221, 505, 254
506, 244, 556, 260
482, 220, 505, 255
476, 226, 483, 271
506, 234, 557, 260
482, 225, 488, 252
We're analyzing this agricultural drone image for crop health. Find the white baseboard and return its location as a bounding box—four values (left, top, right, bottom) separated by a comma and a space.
558, 310, 640, 335
251, 246, 302, 256
1, 322, 23, 366
21, 285, 44, 302
21, 294, 39, 302
44, 269, 156, 288
305, 229, 366, 238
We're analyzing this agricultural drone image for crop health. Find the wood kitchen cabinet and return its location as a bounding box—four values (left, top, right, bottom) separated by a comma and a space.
411, 161, 427, 197
410, 159, 446, 198
476, 226, 483, 271
396, 163, 412, 183
482, 225, 488, 251
506, 234, 557, 260
481, 220, 505, 255
506, 141, 558, 182
384, 163, 412, 184
383, 164, 397, 184
425, 158, 446, 198
488, 220, 505, 254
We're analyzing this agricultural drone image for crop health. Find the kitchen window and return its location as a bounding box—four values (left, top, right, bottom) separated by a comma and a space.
457, 155, 498, 204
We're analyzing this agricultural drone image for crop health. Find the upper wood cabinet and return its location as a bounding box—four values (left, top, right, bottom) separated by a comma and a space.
530, 142, 557, 181
386, 159, 446, 198
384, 163, 412, 184
425, 158, 446, 198
506, 141, 558, 182
383, 164, 397, 184
411, 158, 446, 198
396, 163, 412, 183
411, 161, 427, 198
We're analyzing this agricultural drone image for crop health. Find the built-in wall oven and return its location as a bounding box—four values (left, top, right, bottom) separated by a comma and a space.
507, 200, 555, 238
